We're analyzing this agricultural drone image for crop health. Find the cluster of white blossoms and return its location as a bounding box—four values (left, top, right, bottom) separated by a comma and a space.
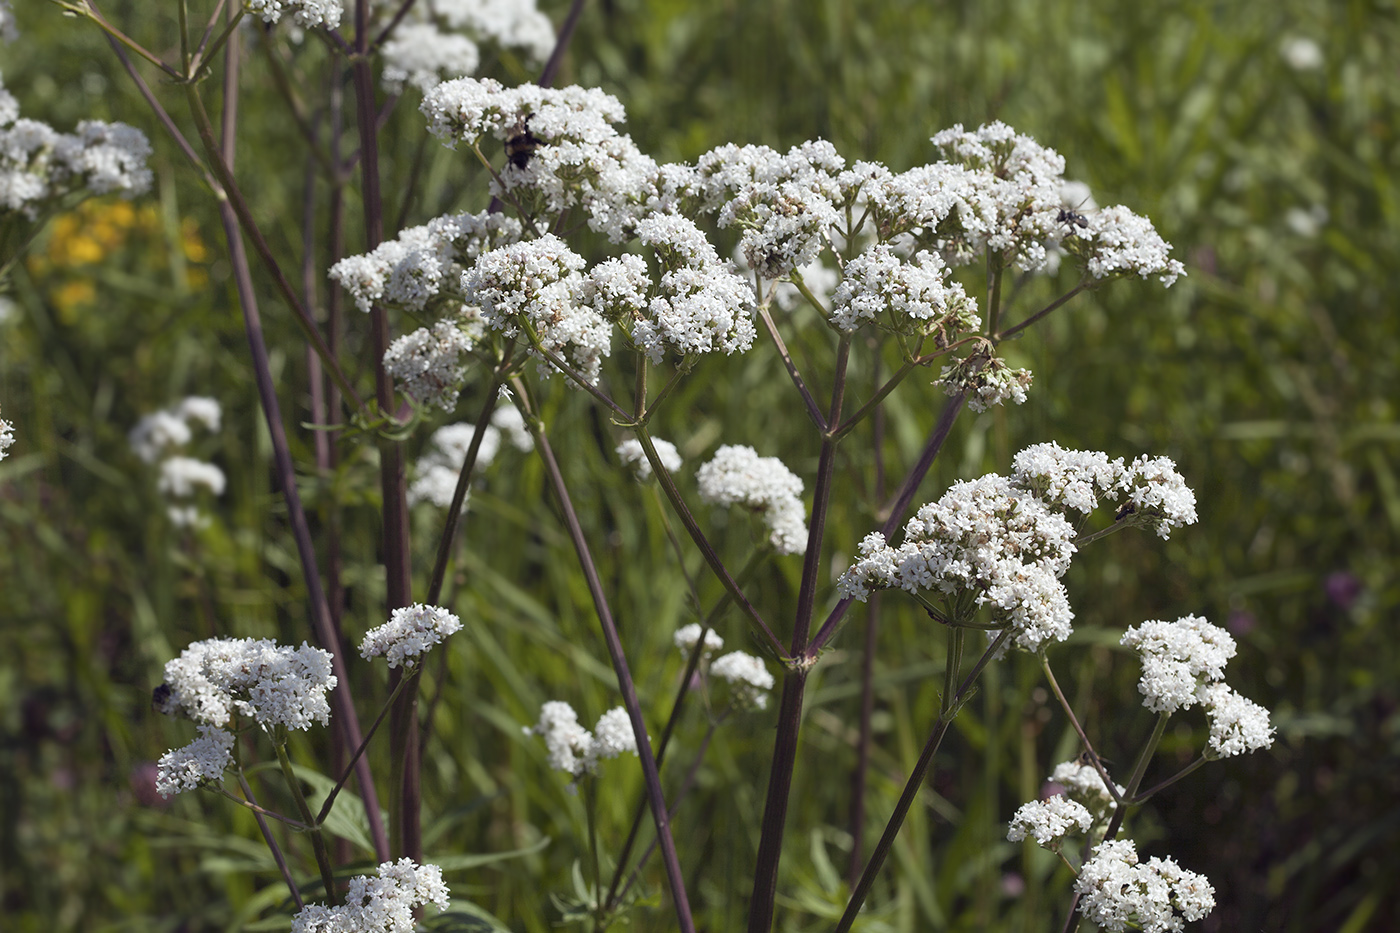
673, 623, 724, 656
330, 210, 522, 314
359, 604, 463, 668
1122, 615, 1273, 758
0, 403, 13, 461
381, 320, 478, 410
938, 353, 1034, 413
422, 78, 660, 243
292, 858, 451, 933
407, 405, 532, 507
1075, 839, 1215, 933
838, 442, 1199, 652
128, 397, 225, 528
616, 436, 682, 481
1013, 441, 1198, 538
1, 74, 153, 221
155, 636, 338, 731
377, 0, 554, 92
1050, 757, 1124, 817
524, 701, 638, 778
155, 725, 235, 798
828, 244, 978, 336
1006, 795, 1093, 847
462, 234, 613, 382
696, 444, 808, 556
709, 651, 774, 710
246, 0, 342, 29
153, 636, 337, 796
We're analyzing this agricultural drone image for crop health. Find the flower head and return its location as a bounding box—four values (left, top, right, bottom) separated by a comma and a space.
674, 623, 723, 656
1075, 838, 1215, 933
155, 725, 234, 798
292, 858, 450, 933
1121, 615, 1236, 714
1197, 683, 1274, 758
155, 637, 337, 732
696, 445, 808, 555
524, 701, 640, 777
616, 436, 682, 481
360, 604, 463, 668
710, 651, 774, 710
1006, 795, 1093, 847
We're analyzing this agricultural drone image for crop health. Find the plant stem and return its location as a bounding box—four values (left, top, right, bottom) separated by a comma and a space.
275, 738, 339, 905
996, 283, 1088, 342
807, 389, 967, 655
602, 551, 765, 912
316, 671, 413, 825
1040, 657, 1123, 805
757, 302, 826, 430
1132, 755, 1207, 802
747, 335, 852, 933
833, 629, 1010, 933
518, 384, 696, 933
237, 769, 305, 910
424, 344, 518, 606
180, 42, 389, 862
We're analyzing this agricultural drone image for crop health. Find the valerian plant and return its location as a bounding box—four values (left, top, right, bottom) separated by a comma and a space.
26, 0, 1275, 930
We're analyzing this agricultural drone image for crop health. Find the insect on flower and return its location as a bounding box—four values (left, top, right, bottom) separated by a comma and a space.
504, 115, 540, 170
1057, 207, 1090, 231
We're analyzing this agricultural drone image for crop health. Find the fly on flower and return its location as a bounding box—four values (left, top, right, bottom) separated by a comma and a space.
505, 115, 540, 170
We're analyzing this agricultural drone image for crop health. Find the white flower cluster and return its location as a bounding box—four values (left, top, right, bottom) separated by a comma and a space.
1006, 795, 1093, 846
378, 0, 554, 92
838, 443, 1200, 651
838, 473, 1077, 652
155, 636, 338, 731
828, 244, 978, 336
1050, 757, 1124, 816
129, 397, 224, 527
696, 444, 808, 556
629, 213, 755, 362
1075, 838, 1215, 933
359, 603, 463, 668
2, 73, 153, 220
1121, 615, 1274, 757
1013, 441, 1198, 538
382, 320, 477, 411
330, 209, 521, 313
462, 234, 612, 382
938, 354, 1033, 412
673, 623, 723, 656
155, 725, 235, 798
691, 139, 844, 279
407, 405, 531, 507
710, 651, 774, 710
422, 78, 659, 242
292, 858, 451, 933
246, 0, 342, 29
0, 404, 13, 461
524, 701, 638, 777
1072, 205, 1186, 286
616, 436, 682, 481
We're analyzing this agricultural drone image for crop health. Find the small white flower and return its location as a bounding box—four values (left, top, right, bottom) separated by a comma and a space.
525, 701, 639, 776
1075, 838, 1215, 933
587, 707, 639, 767
360, 604, 463, 668
696, 445, 808, 555
156, 637, 337, 732
674, 623, 723, 656
1197, 683, 1274, 758
157, 457, 227, 497
938, 354, 1033, 412
382, 321, 477, 411
1049, 759, 1124, 815
292, 858, 450, 933
408, 421, 503, 509
1121, 615, 1236, 714
155, 725, 234, 798
246, 0, 342, 29
616, 436, 682, 481
710, 651, 774, 710
1280, 36, 1324, 71
0, 406, 13, 461
1006, 795, 1093, 846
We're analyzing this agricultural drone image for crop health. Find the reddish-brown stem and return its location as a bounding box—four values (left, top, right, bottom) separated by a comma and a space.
518, 383, 696, 933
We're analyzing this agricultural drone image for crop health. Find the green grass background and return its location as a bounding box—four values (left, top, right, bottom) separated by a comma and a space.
1, 0, 1396, 930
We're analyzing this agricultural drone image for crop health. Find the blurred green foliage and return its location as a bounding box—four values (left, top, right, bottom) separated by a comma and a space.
2, 0, 1397, 931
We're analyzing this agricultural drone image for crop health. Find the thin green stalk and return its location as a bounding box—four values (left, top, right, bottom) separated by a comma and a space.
833, 629, 1011, 933
757, 303, 826, 430
237, 770, 305, 910
631, 428, 785, 657
518, 385, 696, 933
585, 778, 603, 930
316, 670, 413, 825
275, 737, 339, 906
1040, 657, 1123, 805
1132, 755, 1208, 802
996, 283, 1089, 342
